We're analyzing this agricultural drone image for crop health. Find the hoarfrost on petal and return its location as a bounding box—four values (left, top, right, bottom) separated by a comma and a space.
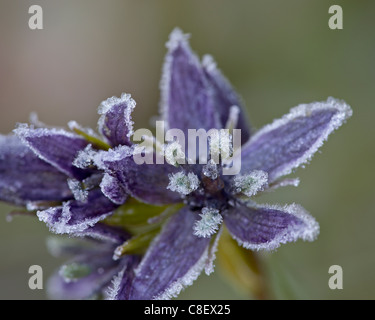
100, 173, 128, 205
239, 97, 353, 182
224, 203, 320, 251
67, 179, 89, 202
204, 227, 223, 275
154, 247, 209, 300
73, 144, 97, 169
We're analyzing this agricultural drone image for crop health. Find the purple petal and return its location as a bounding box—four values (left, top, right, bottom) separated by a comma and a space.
100, 146, 181, 205
0, 135, 71, 205
239, 98, 352, 182
37, 189, 117, 235
106, 256, 141, 300
76, 223, 130, 245
14, 125, 89, 179
202, 55, 251, 143
223, 203, 320, 251
112, 207, 211, 300
100, 173, 128, 205
160, 29, 219, 134
98, 93, 136, 147
48, 249, 121, 300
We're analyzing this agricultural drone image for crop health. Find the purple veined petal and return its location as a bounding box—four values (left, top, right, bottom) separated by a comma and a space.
37, 189, 117, 235
98, 93, 136, 147
111, 207, 211, 300
0, 135, 72, 205
223, 203, 320, 251
202, 55, 251, 143
48, 249, 121, 300
14, 125, 89, 179
160, 28, 220, 134
100, 146, 181, 205
238, 97, 352, 183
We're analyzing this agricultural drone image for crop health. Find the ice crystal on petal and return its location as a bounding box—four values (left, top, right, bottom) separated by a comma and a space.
67, 179, 89, 202
167, 171, 199, 196
204, 227, 223, 275
106, 268, 125, 300
230, 203, 320, 251
73, 144, 97, 169
269, 178, 300, 191
193, 207, 223, 238
225, 105, 240, 131
233, 170, 268, 197
154, 247, 209, 300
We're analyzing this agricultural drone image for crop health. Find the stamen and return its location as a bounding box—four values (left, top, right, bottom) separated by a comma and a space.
164, 141, 186, 166
193, 207, 223, 238
167, 171, 200, 196
233, 170, 268, 197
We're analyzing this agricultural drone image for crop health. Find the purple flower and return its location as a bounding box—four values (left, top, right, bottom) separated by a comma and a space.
0, 28, 352, 300
98, 29, 352, 299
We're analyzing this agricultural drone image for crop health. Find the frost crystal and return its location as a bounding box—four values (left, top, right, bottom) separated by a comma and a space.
106, 268, 125, 300
233, 170, 268, 197
202, 159, 219, 180
193, 207, 223, 238
225, 105, 240, 131
164, 141, 186, 166
205, 227, 223, 275
167, 171, 199, 196
73, 144, 97, 169
68, 179, 89, 202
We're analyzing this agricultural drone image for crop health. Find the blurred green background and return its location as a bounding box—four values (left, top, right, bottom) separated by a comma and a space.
0, 0, 374, 299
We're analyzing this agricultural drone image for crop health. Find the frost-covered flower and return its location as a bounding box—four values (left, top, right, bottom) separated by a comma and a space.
97, 29, 352, 299
0, 28, 352, 300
